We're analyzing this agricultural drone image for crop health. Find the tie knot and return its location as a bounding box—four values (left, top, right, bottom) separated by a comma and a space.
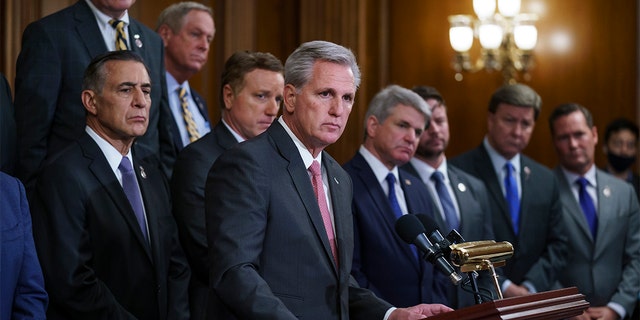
576, 177, 589, 188
118, 157, 134, 174
308, 161, 321, 177
385, 173, 396, 185
109, 19, 124, 29
431, 171, 445, 183
504, 161, 514, 172
178, 86, 187, 99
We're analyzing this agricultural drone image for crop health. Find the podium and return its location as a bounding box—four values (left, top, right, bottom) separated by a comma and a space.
426, 287, 589, 320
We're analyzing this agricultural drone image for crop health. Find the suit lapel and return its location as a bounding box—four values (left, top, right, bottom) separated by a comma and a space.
555, 167, 594, 243
132, 154, 155, 261
127, 21, 145, 54
73, 1, 108, 58
475, 146, 512, 232
594, 171, 615, 256
448, 168, 472, 233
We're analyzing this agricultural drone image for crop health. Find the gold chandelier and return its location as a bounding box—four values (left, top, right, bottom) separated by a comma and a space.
448, 0, 538, 84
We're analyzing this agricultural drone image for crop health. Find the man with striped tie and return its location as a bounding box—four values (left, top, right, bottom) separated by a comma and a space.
14, 0, 172, 186
156, 2, 215, 155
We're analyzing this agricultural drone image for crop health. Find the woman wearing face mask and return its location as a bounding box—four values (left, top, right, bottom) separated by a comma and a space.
602, 118, 640, 200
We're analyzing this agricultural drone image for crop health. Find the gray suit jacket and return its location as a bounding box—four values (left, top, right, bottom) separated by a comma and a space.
450, 144, 568, 291
205, 121, 392, 319
403, 161, 496, 307
553, 167, 640, 315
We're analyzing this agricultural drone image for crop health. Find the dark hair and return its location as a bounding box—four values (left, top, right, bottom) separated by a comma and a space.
548, 103, 593, 135
489, 84, 542, 120
219, 51, 283, 109
83, 51, 149, 93
604, 117, 639, 143
411, 85, 444, 106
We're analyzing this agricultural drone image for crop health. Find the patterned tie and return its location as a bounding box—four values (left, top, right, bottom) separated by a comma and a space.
178, 87, 201, 142
386, 173, 404, 218
431, 171, 459, 231
308, 161, 338, 266
109, 19, 128, 51
118, 157, 148, 242
504, 162, 520, 234
576, 177, 598, 239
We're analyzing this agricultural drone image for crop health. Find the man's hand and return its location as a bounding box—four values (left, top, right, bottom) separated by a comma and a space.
585, 306, 620, 320
389, 303, 453, 320
503, 283, 530, 297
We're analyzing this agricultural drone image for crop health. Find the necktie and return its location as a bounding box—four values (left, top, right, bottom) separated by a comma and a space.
431, 171, 459, 231
178, 87, 201, 143
118, 157, 148, 242
109, 19, 128, 51
504, 162, 520, 234
386, 173, 404, 218
308, 161, 338, 266
576, 177, 598, 239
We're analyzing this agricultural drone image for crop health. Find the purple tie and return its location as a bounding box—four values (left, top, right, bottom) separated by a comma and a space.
118, 157, 148, 241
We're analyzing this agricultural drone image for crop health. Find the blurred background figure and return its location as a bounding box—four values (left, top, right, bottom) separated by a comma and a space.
602, 117, 640, 199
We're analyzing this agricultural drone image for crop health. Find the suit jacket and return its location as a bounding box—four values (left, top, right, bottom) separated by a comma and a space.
343, 152, 446, 308
29, 133, 190, 320
403, 161, 496, 308
0, 172, 48, 319
168, 88, 211, 153
553, 167, 640, 315
450, 144, 568, 291
0, 73, 16, 174
170, 121, 236, 320
205, 121, 393, 319
14, 0, 173, 186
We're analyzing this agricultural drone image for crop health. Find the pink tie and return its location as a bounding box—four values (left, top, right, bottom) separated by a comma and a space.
308, 160, 338, 266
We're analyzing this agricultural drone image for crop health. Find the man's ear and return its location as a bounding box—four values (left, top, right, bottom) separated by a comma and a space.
157, 24, 172, 47
283, 84, 297, 114
222, 84, 234, 110
82, 90, 98, 116
366, 115, 379, 138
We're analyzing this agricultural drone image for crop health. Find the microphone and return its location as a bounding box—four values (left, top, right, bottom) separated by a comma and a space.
395, 214, 463, 285
414, 214, 464, 256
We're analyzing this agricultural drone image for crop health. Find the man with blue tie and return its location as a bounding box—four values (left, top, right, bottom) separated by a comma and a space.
450, 84, 568, 298
402, 86, 495, 308
549, 103, 640, 320
343, 85, 449, 307
157, 2, 215, 158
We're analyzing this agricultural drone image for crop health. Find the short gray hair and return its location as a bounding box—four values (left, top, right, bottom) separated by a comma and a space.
284, 40, 361, 90
156, 1, 213, 32
364, 85, 431, 138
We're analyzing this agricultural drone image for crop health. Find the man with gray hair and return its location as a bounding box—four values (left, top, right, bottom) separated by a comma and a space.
343, 85, 450, 308
157, 2, 215, 160
205, 41, 452, 319
451, 84, 568, 298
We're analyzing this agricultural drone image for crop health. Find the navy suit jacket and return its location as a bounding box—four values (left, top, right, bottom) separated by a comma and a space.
0, 172, 48, 319
205, 121, 393, 319
451, 144, 568, 291
170, 121, 236, 320
403, 161, 496, 308
29, 133, 190, 320
168, 88, 210, 153
14, 0, 173, 186
343, 152, 447, 308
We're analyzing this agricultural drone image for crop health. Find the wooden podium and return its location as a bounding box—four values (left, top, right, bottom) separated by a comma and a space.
426, 287, 589, 320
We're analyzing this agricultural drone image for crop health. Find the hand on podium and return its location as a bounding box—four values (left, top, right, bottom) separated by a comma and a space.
569, 306, 620, 320
389, 303, 454, 320
503, 283, 530, 297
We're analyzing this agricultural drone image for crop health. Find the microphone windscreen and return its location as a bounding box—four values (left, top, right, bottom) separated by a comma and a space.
415, 214, 440, 234
395, 214, 426, 244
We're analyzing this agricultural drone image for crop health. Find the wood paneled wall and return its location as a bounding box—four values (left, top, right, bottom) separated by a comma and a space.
3, 0, 638, 168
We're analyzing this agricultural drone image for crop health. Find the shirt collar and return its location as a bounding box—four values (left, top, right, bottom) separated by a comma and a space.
562, 164, 597, 187
359, 145, 399, 185
409, 157, 449, 184
278, 117, 322, 169
85, 126, 133, 175
483, 136, 521, 175
85, 0, 130, 26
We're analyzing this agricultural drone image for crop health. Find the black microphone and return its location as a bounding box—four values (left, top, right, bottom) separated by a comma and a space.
415, 214, 464, 257
395, 214, 463, 285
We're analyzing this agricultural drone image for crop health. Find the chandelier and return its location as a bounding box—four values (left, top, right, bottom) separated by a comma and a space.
448, 0, 538, 84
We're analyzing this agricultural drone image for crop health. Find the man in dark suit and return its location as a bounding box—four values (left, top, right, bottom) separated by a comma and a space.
0, 73, 16, 174
549, 103, 640, 320
343, 85, 448, 308
29, 51, 190, 319
157, 2, 215, 159
450, 84, 568, 298
14, 0, 172, 186
0, 172, 48, 319
205, 41, 452, 319
171, 50, 283, 320
402, 86, 495, 308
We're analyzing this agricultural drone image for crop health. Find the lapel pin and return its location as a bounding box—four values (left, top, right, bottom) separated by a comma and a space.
139, 166, 147, 179
603, 186, 611, 197
457, 183, 466, 192
524, 166, 531, 180
333, 177, 339, 184
134, 34, 143, 48
404, 179, 411, 186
